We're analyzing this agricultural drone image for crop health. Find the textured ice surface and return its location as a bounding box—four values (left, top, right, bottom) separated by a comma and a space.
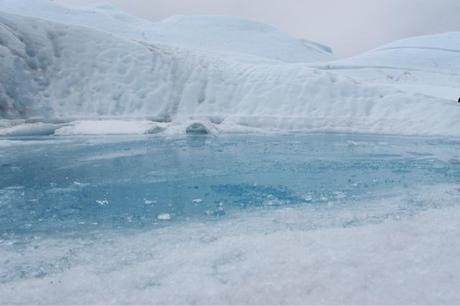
0, 134, 460, 304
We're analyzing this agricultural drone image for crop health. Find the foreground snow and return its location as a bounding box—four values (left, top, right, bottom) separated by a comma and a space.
1, 184, 459, 304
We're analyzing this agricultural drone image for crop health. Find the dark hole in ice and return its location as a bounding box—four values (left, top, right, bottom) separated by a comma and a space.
186, 122, 209, 135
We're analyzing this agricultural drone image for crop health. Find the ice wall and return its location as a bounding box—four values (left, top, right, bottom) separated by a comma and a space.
0, 12, 459, 136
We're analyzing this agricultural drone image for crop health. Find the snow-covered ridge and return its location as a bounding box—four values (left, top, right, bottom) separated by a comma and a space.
152, 15, 333, 63
0, 0, 333, 63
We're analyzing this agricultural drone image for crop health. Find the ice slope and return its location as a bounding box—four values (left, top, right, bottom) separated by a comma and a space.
318, 32, 460, 100
0, 0, 333, 63
0, 12, 459, 136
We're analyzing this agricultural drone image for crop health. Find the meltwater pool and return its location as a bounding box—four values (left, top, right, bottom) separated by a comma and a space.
1, 133, 459, 234
0, 133, 459, 304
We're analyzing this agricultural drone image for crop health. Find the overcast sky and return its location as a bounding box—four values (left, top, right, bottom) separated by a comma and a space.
56, 0, 460, 57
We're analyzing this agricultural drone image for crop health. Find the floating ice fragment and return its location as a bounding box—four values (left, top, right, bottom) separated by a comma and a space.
73, 181, 89, 187
303, 193, 313, 203
263, 195, 284, 206
144, 199, 157, 205
334, 192, 347, 200
157, 213, 172, 221
213, 207, 226, 216
96, 199, 109, 206
192, 198, 203, 204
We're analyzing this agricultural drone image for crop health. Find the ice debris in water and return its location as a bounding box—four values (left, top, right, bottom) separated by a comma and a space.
96, 199, 109, 206
144, 199, 157, 205
334, 192, 347, 200
303, 193, 313, 203
157, 213, 172, 221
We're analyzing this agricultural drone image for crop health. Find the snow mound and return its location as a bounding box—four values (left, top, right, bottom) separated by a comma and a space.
0, 0, 333, 63
318, 32, 460, 100
0, 12, 459, 137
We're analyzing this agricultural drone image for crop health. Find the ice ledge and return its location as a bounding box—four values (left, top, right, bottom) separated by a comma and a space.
1, 117, 460, 138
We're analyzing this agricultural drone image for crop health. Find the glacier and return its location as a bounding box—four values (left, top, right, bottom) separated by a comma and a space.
0, 0, 459, 136
1, 1, 460, 304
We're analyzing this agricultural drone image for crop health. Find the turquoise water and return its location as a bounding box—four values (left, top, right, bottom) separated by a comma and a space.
1, 133, 459, 236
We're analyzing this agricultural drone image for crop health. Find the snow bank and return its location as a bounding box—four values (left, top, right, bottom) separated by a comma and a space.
0, 0, 333, 63
1, 12, 459, 136
1, 184, 460, 304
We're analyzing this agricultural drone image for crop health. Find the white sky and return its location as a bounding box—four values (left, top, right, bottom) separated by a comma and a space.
56, 0, 460, 57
